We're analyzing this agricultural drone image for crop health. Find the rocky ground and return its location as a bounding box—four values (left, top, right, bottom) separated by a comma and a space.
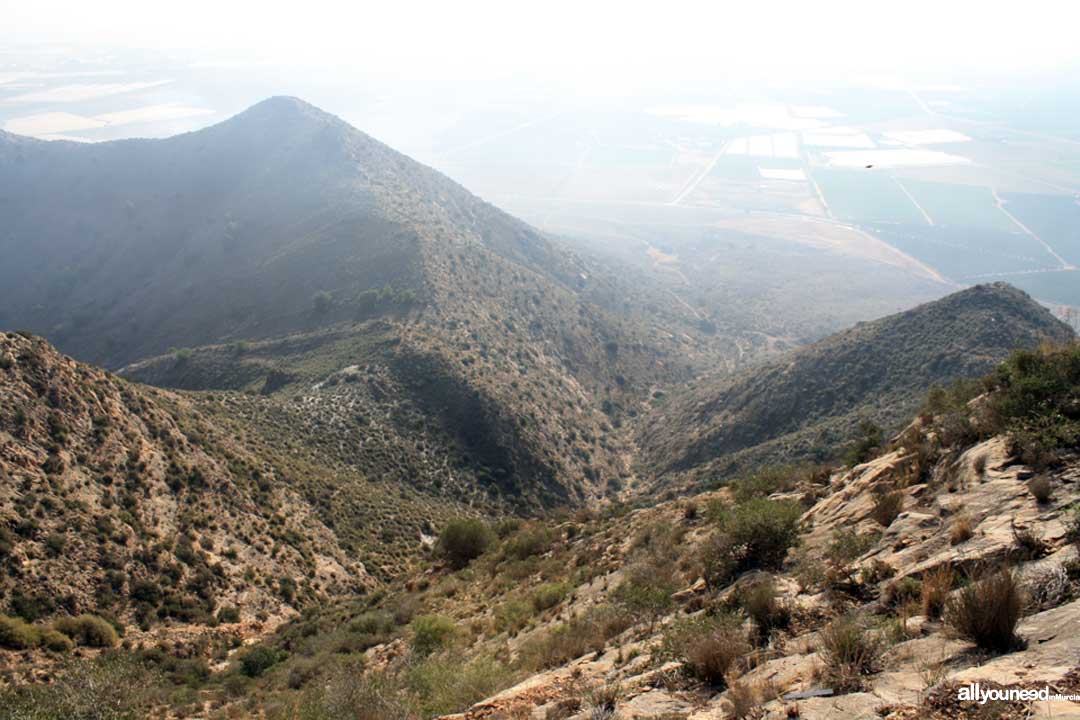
427, 433, 1080, 720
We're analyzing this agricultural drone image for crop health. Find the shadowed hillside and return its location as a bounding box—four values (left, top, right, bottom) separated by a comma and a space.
1, 98, 734, 512
637, 283, 1076, 490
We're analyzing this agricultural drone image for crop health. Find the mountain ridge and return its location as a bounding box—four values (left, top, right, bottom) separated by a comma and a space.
637, 282, 1076, 490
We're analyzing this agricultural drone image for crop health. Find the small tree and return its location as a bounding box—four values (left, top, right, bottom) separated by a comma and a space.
436, 518, 493, 569
239, 645, 283, 677
846, 420, 884, 466
312, 290, 333, 314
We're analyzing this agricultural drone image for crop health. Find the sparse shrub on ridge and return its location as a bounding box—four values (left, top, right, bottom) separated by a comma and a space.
845, 420, 884, 467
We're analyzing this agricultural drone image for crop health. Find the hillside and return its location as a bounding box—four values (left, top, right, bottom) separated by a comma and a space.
1, 97, 735, 512
7, 341, 1077, 718
637, 283, 1075, 491
0, 332, 389, 638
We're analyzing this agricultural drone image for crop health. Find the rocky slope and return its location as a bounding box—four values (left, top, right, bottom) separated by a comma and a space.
3, 340, 1065, 719
0, 331, 381, 634
2, 334, 1079, 719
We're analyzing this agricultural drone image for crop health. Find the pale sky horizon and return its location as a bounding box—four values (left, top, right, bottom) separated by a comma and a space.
5, 0, 1080, 90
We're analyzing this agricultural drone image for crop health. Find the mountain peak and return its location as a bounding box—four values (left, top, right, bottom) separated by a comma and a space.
220, 95, 348, 135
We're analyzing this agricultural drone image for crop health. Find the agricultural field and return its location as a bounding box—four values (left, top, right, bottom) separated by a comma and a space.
869, 224, 1060, 280
1000, 192, 1080, 267
813, 168, 928, 225
902, 179, 1021, 233
1004, 269, 1080, 306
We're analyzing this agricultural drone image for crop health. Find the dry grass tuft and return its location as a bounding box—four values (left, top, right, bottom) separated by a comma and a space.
920, 566, 955, 619
945, 568, 1023, 652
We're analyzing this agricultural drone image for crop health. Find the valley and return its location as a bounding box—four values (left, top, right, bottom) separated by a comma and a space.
0, 97, 1077, 719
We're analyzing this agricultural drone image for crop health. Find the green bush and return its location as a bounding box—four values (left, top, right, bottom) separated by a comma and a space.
312, 290, 333, 313
239, 645, 284, 678
729, 464, 801, 503
42, 629, 74, 652
706, 498, 803, 585
988, 344, 1080, 467
825, 529, 880, 566
502, 526, 554, 561
349, 610, 395, 636
493, 597, 533, 635
52, 614, 118, 648
410, 615, 459, 656
845, 420, 884, 466
407, 653, 513, 718
611, 561, 677, 617
10, 591, 56, 622
0, 614, 41, 649
530, 582, 571, 612
436, 518, 493, 569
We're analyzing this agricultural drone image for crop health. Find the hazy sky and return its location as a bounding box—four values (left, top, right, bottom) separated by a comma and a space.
6, 0, 1080, 88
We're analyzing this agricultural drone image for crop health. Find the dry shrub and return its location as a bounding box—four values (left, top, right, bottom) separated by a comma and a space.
882, 576, 922, 608
306, 661, 418, 720
544, 698, 580, 720
1028, 476, 1053, 504
1010, 521, 1049, 561
945, 568, 1023, 652
725, 678, 776, 720
972, 454, 987, 477
521, 605, 633, 670
818, 616, 882, 691
737, 574, 790, 638
949, 514, 974, 545
871, 488, 903, 527
585, 682, 621, 720
661, 615, 750, 688
920, 566, 955, 619
1022, 564, 1070, 613
685, 632, 747, 687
